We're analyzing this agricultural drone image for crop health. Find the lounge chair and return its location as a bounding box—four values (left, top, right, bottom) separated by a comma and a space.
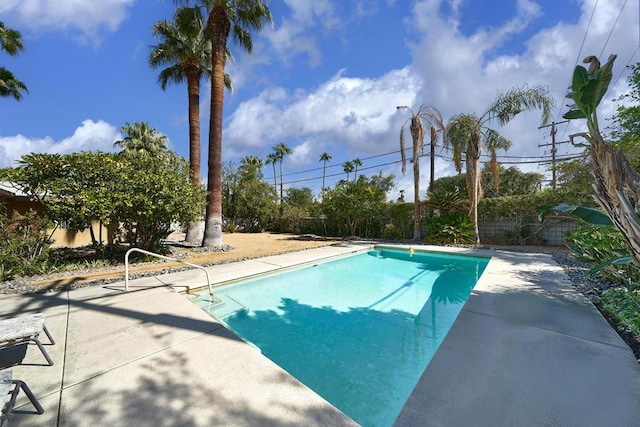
0, 368, 44, 427
0, 314, 55, 366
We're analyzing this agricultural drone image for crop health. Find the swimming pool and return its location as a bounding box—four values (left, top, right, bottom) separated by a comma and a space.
192, 247, 489, 426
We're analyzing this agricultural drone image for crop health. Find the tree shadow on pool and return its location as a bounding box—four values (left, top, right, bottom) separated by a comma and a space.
223, 270, 474, 426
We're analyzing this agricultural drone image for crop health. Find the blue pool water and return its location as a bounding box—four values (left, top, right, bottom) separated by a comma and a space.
193, 247, 489, 426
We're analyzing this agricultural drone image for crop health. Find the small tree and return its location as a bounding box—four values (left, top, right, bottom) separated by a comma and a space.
231, 160, 277, 231
281, 187, 315, 233
116, 153, 206, 250
322, 175, 390, 237
2, 151, 206, 252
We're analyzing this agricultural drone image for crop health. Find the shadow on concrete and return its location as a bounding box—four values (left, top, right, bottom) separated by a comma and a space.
57, 347, 352, 427
2, 289, 241, 345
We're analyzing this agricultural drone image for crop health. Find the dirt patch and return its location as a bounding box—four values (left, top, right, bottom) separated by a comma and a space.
180, 232, 338, 264
16, 232, 341, 291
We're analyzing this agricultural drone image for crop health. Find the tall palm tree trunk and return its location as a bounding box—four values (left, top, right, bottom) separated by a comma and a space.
187, 72, 201, 187
466, 136, 481, 245
185, 70, 205, 244
271, 163, 277, 193
429, 127, 436, 192
279, 160, 284, 204
412, 156, 421, 241
322, 163, 326, 190
202, 6, 229, 247
409, 117, 424, 241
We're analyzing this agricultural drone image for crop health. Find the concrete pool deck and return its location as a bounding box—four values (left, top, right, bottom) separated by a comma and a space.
1, 243, 639, 426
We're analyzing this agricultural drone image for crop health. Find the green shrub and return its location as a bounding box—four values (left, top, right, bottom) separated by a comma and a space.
424, 213, 475, 245
381, 223, 403, 240
478, 190, 581, 220
426, 188, 468, 215
0, 209, 53, 279
595, 288, 640, 343
383, 202, 414, 240
566, 222, 640, 289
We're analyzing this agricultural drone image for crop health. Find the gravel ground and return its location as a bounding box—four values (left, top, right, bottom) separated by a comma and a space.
551, 251, 618, 296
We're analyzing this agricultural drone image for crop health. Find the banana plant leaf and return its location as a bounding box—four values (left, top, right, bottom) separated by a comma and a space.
589, 256, 634, 274
538, 203, 613, 226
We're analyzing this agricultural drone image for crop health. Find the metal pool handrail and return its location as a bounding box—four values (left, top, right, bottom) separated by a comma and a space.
124, 248, 213, 296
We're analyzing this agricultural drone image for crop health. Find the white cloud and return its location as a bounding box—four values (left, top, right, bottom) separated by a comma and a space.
0, 0, 135, 44
0, 119, 120, 168
262, 0, 348, 68
290, 140, 313, 166
224, 67, 422, 161
226, 0, 638, 200
397, 0, 639, 198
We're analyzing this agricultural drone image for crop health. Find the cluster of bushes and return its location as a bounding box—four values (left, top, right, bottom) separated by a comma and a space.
0, 209, 52, 281
0, 150, 206, 280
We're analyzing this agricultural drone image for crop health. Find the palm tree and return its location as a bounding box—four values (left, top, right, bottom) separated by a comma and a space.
114, 122, 169, 157
150, 7, 211, 186
149, 6, 212, 245
239, 155, 263, 180
0, 21, 27, 100
397, 105, 446, 241
352, 158, 363, 181
0, 68, 28, 100
446, 85, 553, 244
273, 143, 292, 204
183, 0, 271, 247
319, 152, 331, 191
265, 152, 278, 194
343, 161, 354, 181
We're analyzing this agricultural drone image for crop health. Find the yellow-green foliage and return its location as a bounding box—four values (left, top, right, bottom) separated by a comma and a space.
596, 288, 640, 346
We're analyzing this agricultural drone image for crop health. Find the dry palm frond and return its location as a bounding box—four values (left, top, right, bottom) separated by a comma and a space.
400, 127, 407, 175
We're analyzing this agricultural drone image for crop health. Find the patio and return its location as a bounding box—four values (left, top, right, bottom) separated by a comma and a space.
1, 243, 639, 426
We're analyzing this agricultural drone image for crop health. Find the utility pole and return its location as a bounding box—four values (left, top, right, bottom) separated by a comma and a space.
539, 120, 569, 190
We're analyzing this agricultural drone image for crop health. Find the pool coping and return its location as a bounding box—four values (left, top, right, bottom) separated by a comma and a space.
1, 243, 639, 426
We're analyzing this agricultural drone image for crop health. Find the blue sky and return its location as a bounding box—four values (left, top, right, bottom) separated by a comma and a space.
1, 0, 638, 200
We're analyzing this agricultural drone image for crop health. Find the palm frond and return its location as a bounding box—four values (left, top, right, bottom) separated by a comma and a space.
483, 127, 511, 151
0, 67, 28, 100
446, 114, 480, 173
0, 22, 25, 56
149, 6, 212, 86
483, 84, 554, 126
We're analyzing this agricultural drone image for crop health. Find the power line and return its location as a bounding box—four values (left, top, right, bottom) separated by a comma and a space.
279, 149, 584, 187
599, 0, 628, 58
268, 140, 586, 182
611, 45, 640, 89
554, 0, 600, 124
